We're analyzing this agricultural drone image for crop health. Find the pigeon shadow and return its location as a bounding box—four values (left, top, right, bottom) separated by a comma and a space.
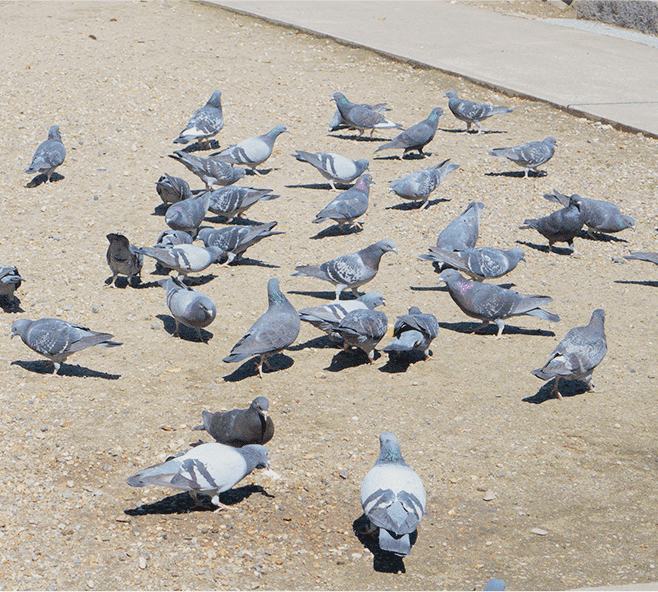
378, 349, 433, 373
25, 171, 65, 188
288, 334, 336, 352
0, 298, 24, 313
288, 289, 355, 301
310, 224, 363, 240
440, 127, 507, 135
104, 275, 143, 289
227, 256, 280, 269
485, 170, 547, 178
515, 240, 574, 256
373, 152, 431, 161
352, 514, 411, 574
328, 133, 389, 143
285, 182, 353, 191
385, 197, 450, 212
156, 314, 214, 343
439, 321, 555, 338
151, 203, 168, 217
10, 360, 121, 379
132, 279, 166, 290
522, 379, 591, 404
205, 215, 263, 226
614, 279, 658, 288
222, 353, 294, 382
325, 348, 377, 372
579, 230, 627, 243
246, 167, 275, 176
178, 139, 221, 153
409, 284, 448, 292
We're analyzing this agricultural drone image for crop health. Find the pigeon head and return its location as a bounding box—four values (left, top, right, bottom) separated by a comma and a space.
408, 306, 422, 315
267, 278, 287, 305
359, 291, 386, 309
619, 215, 635, 230
48, 125, 62, 142
428, 107, 444, 121
438, 269, 466, 285
232, 167, 247, 181
544, 137, 557, 147
443, 91, 458, 100
241, 444, 270, 470
388, 180, 402, 194
591, 309, 606, 325
207, 246, 227, 263
377, 433, 405, 464
267, 124, 290, 138
355, 158, 370, 171
10, 319, 30, 339
374, 239, 397, 254
252, 396, 270, 419
331, 92, 349, 105
354, 174, 374, 191
207, 90, 222, 108
509, 248, 526, 263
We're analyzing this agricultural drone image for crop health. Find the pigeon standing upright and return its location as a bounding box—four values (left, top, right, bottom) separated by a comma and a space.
331, 93, 403, 138
24, 125, 66, 182
444, 91, 513, 134
293, 150, 370, 190
331, 308, 388, 363
312, 173, 373, 230
165, 191, 210, 235
173, 90, 224, 149
374, 107, 444, 157
520, 198, 585, 255
169, 151, 246, 190
156, 173, 193, 205
160, 276, 217, 341
419, 246, 525, 281
0, 266, 24, 306
207, 186, 279, 222
382, 306, 440, 360
211, 125, 289, 175
489, 137, 557, 177
105, 233, 143, 287
197, 222, 283, 265
389, 159, 459, 210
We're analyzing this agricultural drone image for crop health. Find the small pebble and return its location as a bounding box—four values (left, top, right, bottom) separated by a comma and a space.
531, 528, 548, 536
139, 557, 147, 569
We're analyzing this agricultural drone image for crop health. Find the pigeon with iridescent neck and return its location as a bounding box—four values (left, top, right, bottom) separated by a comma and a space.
375, 107, 444, 157
313, 173, 373, 230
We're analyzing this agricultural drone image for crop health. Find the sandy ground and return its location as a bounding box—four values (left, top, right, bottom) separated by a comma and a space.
1, 1, 657, 590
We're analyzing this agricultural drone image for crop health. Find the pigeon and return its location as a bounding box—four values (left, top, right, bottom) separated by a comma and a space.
207, 186, 279, 222
623, 252, 658, 266
374, 107, 444, 157
160, 276, 216, 341
155, 230, 194, 248
331, 92, 403, 138
135, 244, 225, 280
223, 278, 300, 378
165, 191, 210, 234
169, 151, 246, 190
331, 309, 388, 363
312, 173, 373, 230
293, 150, 370, 191
329, 100, 391, 132
156, 173, 193, 205
127, 442, 269, 510
419, 246, 525, 281
444, 90, 513, 134
192, 396, 274, 447
438, 269, 559, 339
0, 266, 24, 305
520, 198, 585, 255
24, 125, 66, 182
544, 189, 635, 237
211, 125, 289, 175
361, 433, 426, 556
389, 158, 459, 210
531, 309, 607, 399
292, 239, 397, 300
382, 306, 440, 360
173, 90, 224, 149
10, 318, 122, 374
489, 137, 557, 177
105, 233, 143, 287
197, 222, 283, 265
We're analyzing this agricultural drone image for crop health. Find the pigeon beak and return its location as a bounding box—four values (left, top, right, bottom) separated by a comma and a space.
262, 410, 268, 421
9, 332, 17, 339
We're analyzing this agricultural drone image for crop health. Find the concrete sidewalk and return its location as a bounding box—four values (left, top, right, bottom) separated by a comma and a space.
200, 0, 658, 138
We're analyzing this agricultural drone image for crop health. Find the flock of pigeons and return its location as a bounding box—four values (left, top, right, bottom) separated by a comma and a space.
5, 86, 655, 562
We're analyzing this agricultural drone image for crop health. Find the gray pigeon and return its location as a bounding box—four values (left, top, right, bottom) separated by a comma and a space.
192, 396, 274, 447
489, 137, 557, 177
0, 266, 24, 305
197, 222, 283, 265
165, 191, 210, 234
520, 198, 585, 255
313, 173, 373, 230
623, 252, 658, 266
156, 173, 193, 205
173, 90, 224, 149
207, 186, 280, 222
331, 92, 403, 138
223, 278, 300, 378
293, 150, 369, 191
382, 306, 440, 360
329, 100, 391, 132
10, 318, 122, 374
105, 233, 143, 287
361, 433, 426, 556
211, 125, 289, 175
24, 125, 66, 182
155, 230, 194, 248
292, 239, 397, 300
160, 276, 216, 341
331, 308, 388, 363
127, 442, 269, 510
438, 269, 559, 339
135, 244, 225, 280
444, 91, 513, 134
389, 158, 459, 210
544, 189, 635, 237
419, 246, 525, 281
531, 309, 607, 399
375, 107, 444, 157
169, 150, 246, 190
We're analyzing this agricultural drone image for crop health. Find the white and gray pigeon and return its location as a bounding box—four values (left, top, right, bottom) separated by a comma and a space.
419, 246, 525, 281
329, 99, 391, 132
207, 186, 280, 222
313, 173, 373, 230
375, 107, 444, 157
438, 269, 560, 339
331, 92, 403, 138
293, 239, 397, 300
135, 244, 225, 280
156, 230, 194, 248
0, 266, 24, 305
197, 221, 283, 265
623, 252, 658, 267
544, 189, 635, 237
293, 150, 370, 191
165, 190, 210, 234
173, 90, 224, 149
211, 125, 289, 175
127, 442, 269, 510
169, 150, 246, 190
192, 396, 274, 447
531, 309, 607, 399
520, 198, 585, 255
331, 308, 388, 363
389, 158, 459, 210
156, 173, 193, 205
444, 91, 513, 134
489, 137, 557, 177
160, 276, 217, 341
223, 278, 300, 378
24, 125, 66, 182
382, 306, 440, 360
10, 318, 122, 375
105, 233, 143, 287
361, 433, 426, 556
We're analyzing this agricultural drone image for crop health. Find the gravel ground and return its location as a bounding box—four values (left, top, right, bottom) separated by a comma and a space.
1, 2, 657, 590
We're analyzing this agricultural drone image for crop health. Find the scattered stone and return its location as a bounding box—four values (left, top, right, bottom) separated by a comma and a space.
482, 490, 496, 501
531, 528, 548, 536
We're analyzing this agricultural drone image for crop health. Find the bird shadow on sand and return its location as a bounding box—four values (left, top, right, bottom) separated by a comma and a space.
288, 289, 348, 301
25, 171, 65, 188
328, 133, 389, 143
205, 215, 263, 226
10, 360, 121, 379
485, 169, 547, 178
378, 350, 434, 373
246, 167, 275, 176
177, 139, 221, 153
515, 240, 574, 256
352, 514, 411, 574
104, 276, 145, 289
325, 349, 377, 372
614, 279, 658, 288
310, 224, 363, 240
385, 197, 450, 212
222, 354, 294, 382
373, 152, 431, 161
440, 127, 507, 135
0, 299, 24, 313
124, 484, 272, 516
156, 314, 214, 343
288, 335, 336, 352
523, 379, 590, 404
226, 257, 280, 269
440, 321, 555, 338
579, 230, 627, 243
409, 284, 448, 292
285, 182, 353, 191
151, 203, 168, 217
146, 272, 216, 287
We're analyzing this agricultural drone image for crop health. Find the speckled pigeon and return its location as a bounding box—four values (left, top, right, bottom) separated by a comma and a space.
520, 198, 585, 255
329, 99, 391, 132
173, 90, 224, 149
438, 269, 559, 339
169, 151, 246, 190
293, 239, 397, 300
165, 191, 210, 234
207, 186, 279, 223
160, 276, 216, 341
211, 125, 289, 175
313, 173, 373, 230
293, 150, 369, 190
105, 233, 143, 287
623, 252, 658, 266
361, 433, 426, 556
489, 137, 556, 177
0, 266, 24, 305
389, 159, 459, 210
134, 244, 225, 280
331, 92, 403, 138
197, 222, 283, 265
193, 396, 274, 447
156, 173, 193, 205
532, 309, 607, 399
419, 246, 525, 281
444, 91, 512, 134
331, 308, 388, 363
375, 107, 444, 157
10, 318, 122, 375
24, 125, 66, 182
223, 278, 300, 378
382, 306, 440, 360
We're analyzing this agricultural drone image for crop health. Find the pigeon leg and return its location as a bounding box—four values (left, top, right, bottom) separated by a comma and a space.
419, 200, 431, 211
369, 129, 375, 138
189, 491, 211, 509
172, 319, 181, 338
252, 168, 264, 177
475, 121, 483, 134
493, 319, 506, 340
569, 243, 583, 259
104, 274, 118, 288
552, 378, 563, 400
52, 361, 61, 375
524, 169, 529, 178
212, 501, 240, 513
330, 180, 338, 191
351, 221, 363, 231
350, 287, 364, 298
335, 285, 347, 301
471, 320, 491, 334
